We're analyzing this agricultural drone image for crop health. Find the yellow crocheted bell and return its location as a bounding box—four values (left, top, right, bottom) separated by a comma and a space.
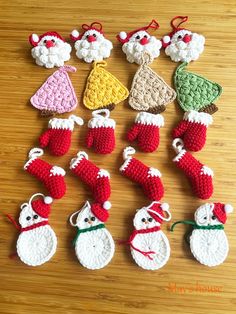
83, 61, 129, 110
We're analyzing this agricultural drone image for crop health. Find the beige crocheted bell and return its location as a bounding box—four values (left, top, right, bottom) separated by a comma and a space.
129, 53, 176, 114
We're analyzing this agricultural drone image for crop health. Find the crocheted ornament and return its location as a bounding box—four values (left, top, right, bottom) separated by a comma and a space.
117, 20, 162, 65
70, 22, 113, 63
128, 53, 176, 113
69, 201, 115, 270
174, 62, 222, 114
83, 61, 129, 111
24, 148, 66, 199
86, 109, 116, 154
171, 202, 233, 267
8, 193, 57, 266
70, 151, 111, 206
172, 110, 213, 152
127, 112, 164, 153
120, 147, 164, 201
172, 139, 213, 199
162, 16, 205, 63
30, 66, 78, 116
123, 201, 171, 270
29, 31, 71, 68
39, 115, 84, 156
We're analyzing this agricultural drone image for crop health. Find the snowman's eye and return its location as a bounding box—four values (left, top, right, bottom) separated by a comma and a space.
26, 216, 31, 221
84, 218, 89, 222
93, 34, 96, 37
212, 215, 216, 220
148, 218, 153, 222
203, 216, 207, 220
141, 218, 146, 222
91, 217, 95, 221
33, 215, 38, 219
136, 35, 140, 40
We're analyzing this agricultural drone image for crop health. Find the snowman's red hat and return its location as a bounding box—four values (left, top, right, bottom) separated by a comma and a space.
31, 196, 53, 219
213, 203, 233, 224
29, 31, 65, 47
161, 16, 190, 48
116, 20, 159, 44
146, 202, 170, 224
70, 22, 104, 42
91, 202, 111, 222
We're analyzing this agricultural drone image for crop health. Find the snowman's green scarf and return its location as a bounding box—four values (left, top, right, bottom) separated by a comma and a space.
171, 220, 224, 232
72, 224, 105, 246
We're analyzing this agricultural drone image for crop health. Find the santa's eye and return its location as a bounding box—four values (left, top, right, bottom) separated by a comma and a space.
91, 217, 95, 221
148, 218, 153, 222
33, 215, 38, 219
212, 215, 216, 220
178, 35, 182, 39
203, 216, 207, 220
44, 40, 47, 43
141, 218, 146, 222
93, 34, 96, 37
84, 218, 89, 222
144, 35, 148, 38
26, 216, 31, 221
51, 39, 55, 43
136, 35, 140, 40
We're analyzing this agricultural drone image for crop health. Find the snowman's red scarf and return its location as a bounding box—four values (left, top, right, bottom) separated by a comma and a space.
121, 226, 161, 260
6, 215, 48, 232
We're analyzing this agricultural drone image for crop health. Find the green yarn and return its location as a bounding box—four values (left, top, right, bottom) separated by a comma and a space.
170, 220, 224, 232
72, 224, 105, 246
174, 62, 222, 112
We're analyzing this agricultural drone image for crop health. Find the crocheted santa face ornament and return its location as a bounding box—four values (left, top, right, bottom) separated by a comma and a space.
69, 201, 115, 269
14, 194, 57, 266
125, 202, 171, 270
171, 202, 233, 267
70, 22, 129, 111
29, 31, 71, 68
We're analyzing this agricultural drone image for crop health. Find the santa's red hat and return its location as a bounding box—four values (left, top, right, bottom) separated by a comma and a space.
91, 202, 111, 223
146, 202, 170, 224
161, 16, 190, 48
212, 203, 233, 224
116, 19, 159, 44
31, 195, 53, 219
29, 31, 65, 47
70, 22, 104, 42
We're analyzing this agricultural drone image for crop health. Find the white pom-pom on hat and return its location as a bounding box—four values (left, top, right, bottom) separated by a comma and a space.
161, 203, 169, 211
162, 35, 171, 44
71, 29, 79, 38
44, 196, 53, 204
225, 204, 233, 214
32, 33, 39, 43
119, 31, 127, 40
103, 201, 112, 210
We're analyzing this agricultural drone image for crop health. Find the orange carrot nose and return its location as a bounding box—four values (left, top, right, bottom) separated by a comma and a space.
183, 34, 192, 43
46, 40, 55, 48
140, 37, 149, 45
87, 35, 96, 43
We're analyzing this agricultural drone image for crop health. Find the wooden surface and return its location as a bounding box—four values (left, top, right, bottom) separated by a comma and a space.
0, 0, 236, 313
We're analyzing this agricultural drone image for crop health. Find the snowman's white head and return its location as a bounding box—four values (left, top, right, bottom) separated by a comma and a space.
133, 208, 160, 230
73, 201, 101, 229
194, 204, 221, 226
19, 203, 46, 228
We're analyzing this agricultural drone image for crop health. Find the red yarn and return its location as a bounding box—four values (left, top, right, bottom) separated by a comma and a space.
21, 221, 49, 233
40, 129, 72, 156
86, 127, 115, 154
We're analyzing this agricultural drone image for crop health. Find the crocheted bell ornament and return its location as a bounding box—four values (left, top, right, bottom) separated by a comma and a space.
69, 201, 115, 269
30, 65, 78, 116
123, 201, 171, 270
29, 31, 71, 68
172, 138, 213, 199
70, 22, 113, 63
39, 115, 84, 156
24, 148, 66, 199
9, 193, 57, 266
162, 16, 205, 63
86, 109, 116, 154
171, 202, 233, 267
117, 20, 162, 65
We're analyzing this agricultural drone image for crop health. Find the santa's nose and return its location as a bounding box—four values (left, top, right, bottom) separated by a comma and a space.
45, 40, 55, 48
183, 34, 192, 43
87, 35, 96, 43
140, 37, 149, 45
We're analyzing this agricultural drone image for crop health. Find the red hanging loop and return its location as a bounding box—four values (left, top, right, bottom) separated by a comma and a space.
171, 16, 188, 30
6, 214, 21, 230
82, 22, 103, 32
147, 19, 160, 31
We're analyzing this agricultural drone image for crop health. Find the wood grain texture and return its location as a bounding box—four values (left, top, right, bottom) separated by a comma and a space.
0, 0, 236, 313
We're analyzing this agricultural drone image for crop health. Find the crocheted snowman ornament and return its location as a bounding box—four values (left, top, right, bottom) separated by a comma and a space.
16, 194, 57, 266
127, 202, 171, 270
29, 31, 71, 68
70, 201, 115, 270
171, 202, 233, 267
71, 22, 129, 111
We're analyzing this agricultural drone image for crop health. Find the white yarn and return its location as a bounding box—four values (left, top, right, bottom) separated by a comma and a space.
200, 165, 214, 177
49, 115, 83, 131
97, 169, 110, 179
50, 166, 66, 176
136, 112, 164, 127
184, 110, 213, 126
70, 151, 88, 169
148, 167, 162, 178
88, 116, 116, 129
31, 36, 71, 68
24, 148, 44, 170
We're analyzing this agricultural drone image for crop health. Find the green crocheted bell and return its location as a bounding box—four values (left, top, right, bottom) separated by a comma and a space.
174, 62, 222, 114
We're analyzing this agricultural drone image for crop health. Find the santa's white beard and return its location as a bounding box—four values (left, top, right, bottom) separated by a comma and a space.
122, 37, 162, 64
74, 38, 113, 63
31, 42, 72, 68
165, 33, 205, 63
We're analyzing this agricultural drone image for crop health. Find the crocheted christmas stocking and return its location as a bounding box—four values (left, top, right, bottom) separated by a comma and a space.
24, 148, 66, 199
39, 115, 84, 156
86, 109, 115, 154
70, 151, 111, 206
172, 139, 213, 199
172, 110, 213, 152
127, 112, 164, 152
120, 147, 164, 201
